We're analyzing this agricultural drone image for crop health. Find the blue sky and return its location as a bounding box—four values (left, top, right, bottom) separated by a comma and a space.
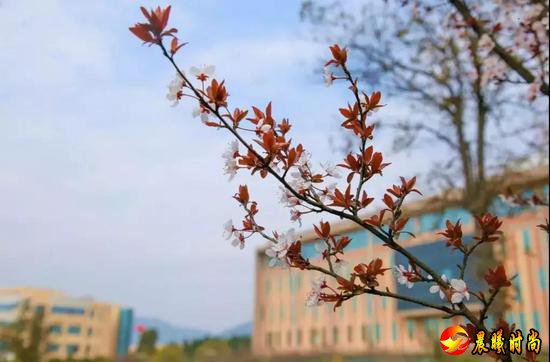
0, 0, 428, 332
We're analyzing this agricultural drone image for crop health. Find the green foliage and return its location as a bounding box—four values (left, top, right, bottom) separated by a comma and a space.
48, 358, 112, 362
152, 343, 186, 362
137, 329, 158, 355
193, 339, 230, 360
182, 336, 251, 361
226, 336, 250, 352
0, 301, 45, 362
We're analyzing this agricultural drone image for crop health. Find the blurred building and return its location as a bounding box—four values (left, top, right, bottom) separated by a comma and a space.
252, 167, 548, 357
0, 287, 133, 360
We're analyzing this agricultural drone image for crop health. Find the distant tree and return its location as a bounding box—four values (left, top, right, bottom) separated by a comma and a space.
226, 336, 250, 353
193, 339, 230, 361
152, 344, 185, 362
301, 0, 548, 213
137, 329, 158, 356
0, 302, 45, 362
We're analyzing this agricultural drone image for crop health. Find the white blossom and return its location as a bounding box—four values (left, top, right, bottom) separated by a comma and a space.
192, 106, 210, 124
306, 277, 325, 307
450, 279, 470, 304
190, 64, 215, 80
394, 264, 415, 289
265, 229, 296, 267
289, 171, 312, 192
320, 183, 337, 204
429, 274, 448, 300
295, 151, 312, 170
321, 162, 342, 178
222, 140, 239, 180
223, 219, 235, 240
323, 67, 334, 87
290, 209, 302, 225
279, 186, 300, 207
256, 119, 272, 133
334, 259, 349, 275
231, 231, 245, 250
166, 73, 185, 106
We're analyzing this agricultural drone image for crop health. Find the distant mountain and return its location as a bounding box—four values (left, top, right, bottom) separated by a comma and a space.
132, 316, 209, 345
217, 321, 253, 338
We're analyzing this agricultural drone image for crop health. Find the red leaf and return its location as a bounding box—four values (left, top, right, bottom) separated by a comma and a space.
484, 264, 511, 290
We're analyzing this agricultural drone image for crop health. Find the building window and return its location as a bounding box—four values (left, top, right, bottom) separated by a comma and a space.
66, 344, 79, 355
310, 328, 318, 346
519, 312, 526, 331
347, 325, 353, 343
52, 306, 85, 315
296, 329, 302, 346
322, 327, 326, 346
366, 296, 373, 316
522, 229, 531, 252
286, 330, 292, 347
332, 326, 339, 345
407, 320, 415, 338
289, 273, 302, 293
266, 332, 272, 348
539, 267, 547, 290
419, 213, 439, 233
0, 303, 19, 312
46, 343, 60, 352
375, 324, 381, 342
392, 322, 397, 343
513, 275, 522, 301
276, 331, 282, 347
533, 312, 541, 331
265, 279, 271, 296
361, 324, 367, 343
48, 325, 62, 334
68, 325, 81, 335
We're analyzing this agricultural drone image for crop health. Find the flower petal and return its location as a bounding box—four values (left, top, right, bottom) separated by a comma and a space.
451, 292, 463, 304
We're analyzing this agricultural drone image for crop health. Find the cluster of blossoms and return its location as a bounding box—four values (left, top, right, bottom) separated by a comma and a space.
446, 0, 549, 100
429, 275, 470, 304
265, 229, 297, 267
223, 219, 244, 249
394, 266, 471, 304
306, 277, 327, 307
129, 8, 548, 361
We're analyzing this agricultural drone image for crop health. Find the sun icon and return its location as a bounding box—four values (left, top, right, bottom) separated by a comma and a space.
439, 326, 470, 355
